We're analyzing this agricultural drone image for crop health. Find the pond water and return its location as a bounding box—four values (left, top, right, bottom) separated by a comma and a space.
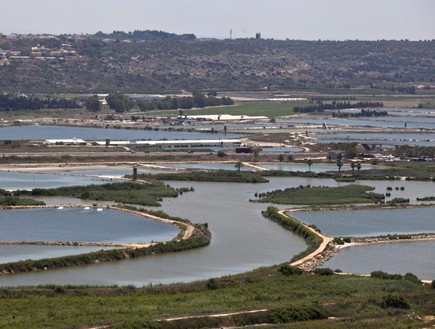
0, 245, 115, 264
290, 207, 435, 237
323, 240, 435, 280
283, 110, 435, 130
0, 208, 178, 244
260, 147, 305, 154
157, 162, 254, 171
0, 125, 241, 141
260, 163, 374, 172
0, 177, 312, 286
315, 132, 435, 146
0, 170, 112, 190
0, 175, 433, 286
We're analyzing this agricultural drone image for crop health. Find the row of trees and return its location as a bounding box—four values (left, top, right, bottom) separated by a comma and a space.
293, 101, 384, 114
86, 92, 234, 113
94, 29, 196, 41
0, 94, 79, 111
304, 158, 362, 175
332, 109, 389, 118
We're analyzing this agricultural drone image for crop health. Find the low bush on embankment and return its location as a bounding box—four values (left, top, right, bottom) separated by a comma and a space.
14, 181, 179, 206
262, 206, 322, 262
135, 170, 269, 183
0, 188, 45, 206
255, 184, 385, 205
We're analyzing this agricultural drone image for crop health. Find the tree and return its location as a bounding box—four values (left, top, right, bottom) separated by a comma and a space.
137, 100, 155, 111
85, 95, 101, 112
193, 91, 206, 108
278, 154, 284, 162
337, 159, 343, 173
106, 93, 131, 113
356, 162, 362, 176
306, 159, 313, 172
350, 162, 356, 176
235, 161, 243, 171
253, 147, 262, 162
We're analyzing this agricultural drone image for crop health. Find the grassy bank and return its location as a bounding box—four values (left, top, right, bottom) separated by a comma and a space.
14, 181, 180, 206
255, 184, 385, 205
140, 170, 269, 183
0, 270, 432, 328
0, 189, 45, 206
262, 206, 322, 262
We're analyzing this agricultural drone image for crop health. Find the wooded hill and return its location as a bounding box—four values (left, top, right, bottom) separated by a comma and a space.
1, 32, 434, 93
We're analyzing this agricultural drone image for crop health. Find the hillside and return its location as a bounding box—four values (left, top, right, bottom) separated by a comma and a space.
0, 32, 434, 93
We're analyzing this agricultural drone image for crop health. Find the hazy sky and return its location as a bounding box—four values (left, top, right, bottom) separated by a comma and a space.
1, 0, 434, 40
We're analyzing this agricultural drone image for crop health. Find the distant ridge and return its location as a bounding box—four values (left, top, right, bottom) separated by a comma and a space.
0, 33, 434, 93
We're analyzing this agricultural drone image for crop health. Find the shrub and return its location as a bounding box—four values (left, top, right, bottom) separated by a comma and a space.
381, 293, 410, 309
371, 270, 403, 280
111, 320, 161, 329
313, 268, 334, 276
207, 278, 219, 290
279, 264, 303, 276
267, 303, 327, 324
431, 280, 435, 289
403, 272, 421, 284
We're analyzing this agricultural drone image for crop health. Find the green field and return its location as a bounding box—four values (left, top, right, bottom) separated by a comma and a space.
0, 271, 433, 329
147, 101, 307, 118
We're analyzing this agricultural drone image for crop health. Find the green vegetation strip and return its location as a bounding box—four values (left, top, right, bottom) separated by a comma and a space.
15, 181, 179, 207
0, 271, 432, 328
0, 189, 44, 206
151, 101, 305, 118
140, 170, 269, 183
255, 184, 385, 205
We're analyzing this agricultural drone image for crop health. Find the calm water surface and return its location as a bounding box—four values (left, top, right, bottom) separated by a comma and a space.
0, 125, 240, 141
0, 171, 111, 190
0, 245, 115, 264
0, 208, 178, 244
0, 175, 433, 286
315, 132, 435, 146
291, 207, 435, 237
0, 178, 311, 286
324, 241, 435, 280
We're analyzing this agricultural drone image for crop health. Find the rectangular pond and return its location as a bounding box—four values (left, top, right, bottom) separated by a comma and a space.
290, 207, 435, 237
0, 207, 178, 244
323, 240, 435, 281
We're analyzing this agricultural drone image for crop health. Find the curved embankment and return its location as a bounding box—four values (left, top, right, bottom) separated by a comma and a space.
275, 209, 334, 270
278, 206, 435, 272
0, 205, 210, 275
0, 205, 195, 248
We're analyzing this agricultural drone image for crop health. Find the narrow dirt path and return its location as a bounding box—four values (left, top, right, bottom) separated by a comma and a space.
276, 209, 334, 267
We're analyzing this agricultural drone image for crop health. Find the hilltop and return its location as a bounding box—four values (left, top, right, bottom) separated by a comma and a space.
0, 31, 434, 93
